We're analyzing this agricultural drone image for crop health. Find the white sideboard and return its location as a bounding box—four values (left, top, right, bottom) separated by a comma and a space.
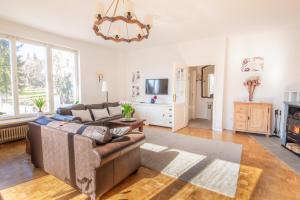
132, 103, 173, 128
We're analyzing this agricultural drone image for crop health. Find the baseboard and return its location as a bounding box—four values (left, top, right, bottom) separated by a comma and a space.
213, 128, 223, 132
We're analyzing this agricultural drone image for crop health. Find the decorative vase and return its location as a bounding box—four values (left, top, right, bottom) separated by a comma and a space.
244, 77, 260, 102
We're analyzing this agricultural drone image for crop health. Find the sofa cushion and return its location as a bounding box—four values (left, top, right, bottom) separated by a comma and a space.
71, 110, 93, 122
94, 133, 145, 159
84, 119, 107, 126
57, 104, 85, 115
92, 108, 110, 121
105, 102, 119, 107
86, 103, 106, 110
108, 106, 122, 116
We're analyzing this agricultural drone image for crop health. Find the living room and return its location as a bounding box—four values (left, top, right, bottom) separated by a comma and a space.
0, 0, 300, 200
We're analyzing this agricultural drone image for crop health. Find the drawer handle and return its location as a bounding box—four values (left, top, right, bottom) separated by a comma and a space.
169, 121, 172, 124
169, 109, 172, 111
169, 115, 172, 117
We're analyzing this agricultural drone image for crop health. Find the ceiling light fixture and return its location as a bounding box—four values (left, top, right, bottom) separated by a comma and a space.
93, 0, 152, 43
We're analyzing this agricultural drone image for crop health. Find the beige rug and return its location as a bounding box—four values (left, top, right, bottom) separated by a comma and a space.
141, 143, 240, 197
141, 129, 243, 198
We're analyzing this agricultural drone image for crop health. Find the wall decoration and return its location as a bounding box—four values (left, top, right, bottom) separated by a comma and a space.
132, 71, 141, 98
241, 57, 264, 72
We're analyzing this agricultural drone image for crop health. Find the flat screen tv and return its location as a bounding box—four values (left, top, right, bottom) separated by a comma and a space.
145, 79, 168, 95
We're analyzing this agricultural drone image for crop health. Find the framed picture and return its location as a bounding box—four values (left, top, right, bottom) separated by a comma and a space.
242, 57, 264, 72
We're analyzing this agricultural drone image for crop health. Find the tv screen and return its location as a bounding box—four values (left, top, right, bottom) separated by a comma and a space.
145, 79, 168, 95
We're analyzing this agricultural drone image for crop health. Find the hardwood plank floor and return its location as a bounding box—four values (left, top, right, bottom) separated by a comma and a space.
0, 126, 299, 200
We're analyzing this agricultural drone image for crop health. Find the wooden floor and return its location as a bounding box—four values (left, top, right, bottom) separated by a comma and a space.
0, 127, 300, 200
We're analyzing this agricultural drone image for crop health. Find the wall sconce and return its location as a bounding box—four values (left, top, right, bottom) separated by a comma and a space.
97, 73, 104, 82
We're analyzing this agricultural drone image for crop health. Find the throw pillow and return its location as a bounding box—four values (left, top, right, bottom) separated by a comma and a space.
92, 108, 110, 120
80, 126, 111, 144
108, 106, 122, 116
71, 110, 93, 122
110, 126, 131, 138
35, 116, 54, 125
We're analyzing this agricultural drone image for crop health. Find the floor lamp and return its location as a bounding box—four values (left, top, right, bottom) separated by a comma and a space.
102, 81, 108, 102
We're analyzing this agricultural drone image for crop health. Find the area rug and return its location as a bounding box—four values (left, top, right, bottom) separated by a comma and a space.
141, 128, 243, 198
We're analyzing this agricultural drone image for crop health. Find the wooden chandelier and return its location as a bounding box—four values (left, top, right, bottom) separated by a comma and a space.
93, 0, 151, 43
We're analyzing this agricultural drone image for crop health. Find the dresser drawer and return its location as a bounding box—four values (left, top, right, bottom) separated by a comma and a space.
235, 122, 247, 131
235, 113, 247, 121
235, 104, 248, 114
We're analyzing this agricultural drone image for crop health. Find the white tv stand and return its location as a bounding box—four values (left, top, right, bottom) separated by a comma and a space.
132, 102, 173, 128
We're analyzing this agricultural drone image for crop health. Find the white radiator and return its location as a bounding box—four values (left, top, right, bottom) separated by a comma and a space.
0, 125, 28, 144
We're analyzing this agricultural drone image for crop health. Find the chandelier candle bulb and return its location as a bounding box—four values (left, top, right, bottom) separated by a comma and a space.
95, 2, 104, 17
126, 0, 133, 13
144, 15, 153, 27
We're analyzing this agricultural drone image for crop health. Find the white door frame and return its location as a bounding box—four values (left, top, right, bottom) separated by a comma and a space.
175, 63, 224, 132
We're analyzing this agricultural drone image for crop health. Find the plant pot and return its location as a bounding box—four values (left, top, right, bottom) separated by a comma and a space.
124, 112, 132, 120
36, 111, 44, 117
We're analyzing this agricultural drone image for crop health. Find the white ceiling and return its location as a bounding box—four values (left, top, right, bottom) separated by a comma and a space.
0, 0, 300, 49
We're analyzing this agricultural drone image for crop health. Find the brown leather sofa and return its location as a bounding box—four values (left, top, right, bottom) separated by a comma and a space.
54, 102, 123, 126
27, 122, 145, 200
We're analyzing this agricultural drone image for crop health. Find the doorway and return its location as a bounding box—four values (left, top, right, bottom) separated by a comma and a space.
187, 65, 215, 130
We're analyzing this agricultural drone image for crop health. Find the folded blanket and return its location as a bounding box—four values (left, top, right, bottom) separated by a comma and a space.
46, 121, 112, 144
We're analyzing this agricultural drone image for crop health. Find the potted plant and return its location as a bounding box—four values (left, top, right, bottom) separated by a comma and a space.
121, 103, 134, 120
33, 97, 46, 117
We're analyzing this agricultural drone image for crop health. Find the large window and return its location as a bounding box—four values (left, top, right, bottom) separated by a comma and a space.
0, 35, 78, 119
0, 39, 13, 117
16, 42, 48, 114
52, 49, 77, 110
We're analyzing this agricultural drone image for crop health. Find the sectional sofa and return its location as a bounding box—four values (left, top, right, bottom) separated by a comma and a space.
27, 102, 145, 200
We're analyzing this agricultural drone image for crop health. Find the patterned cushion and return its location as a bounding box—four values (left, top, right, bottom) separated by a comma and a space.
110, 127, 131, 139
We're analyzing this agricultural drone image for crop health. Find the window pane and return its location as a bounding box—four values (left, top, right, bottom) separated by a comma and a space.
16, 42, 48, 114
52, 49, 76, 109
0, 39, 13, 117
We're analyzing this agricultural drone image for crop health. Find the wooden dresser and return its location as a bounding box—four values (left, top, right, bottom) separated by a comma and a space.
234, 101, 272, 135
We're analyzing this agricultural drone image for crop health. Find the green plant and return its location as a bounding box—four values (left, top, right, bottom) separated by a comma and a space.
121, 103, 134, 119
33, 97, 46, 112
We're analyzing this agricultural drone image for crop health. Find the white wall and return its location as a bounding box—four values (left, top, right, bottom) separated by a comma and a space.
124, 37, 227, 131
223, 29, 300, 130
124, 29, 300, 132
0, 18, 123, 104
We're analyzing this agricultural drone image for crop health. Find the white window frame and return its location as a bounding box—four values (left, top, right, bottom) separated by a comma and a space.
0, 33, 79, 120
